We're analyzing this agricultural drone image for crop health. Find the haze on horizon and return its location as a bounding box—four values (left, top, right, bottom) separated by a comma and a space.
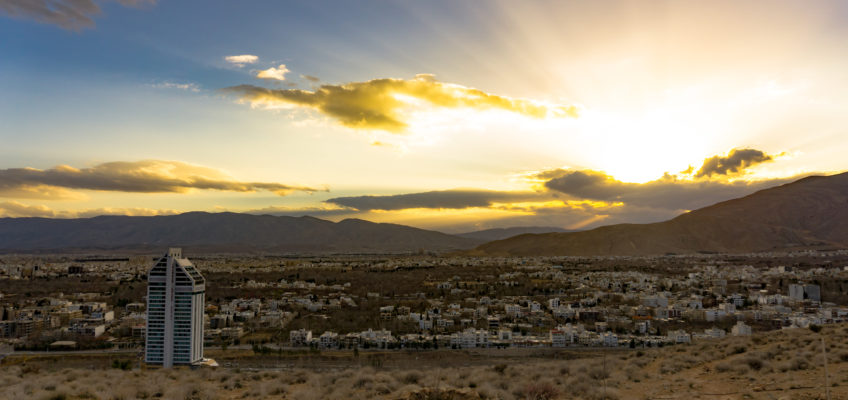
1, 0, 847, 233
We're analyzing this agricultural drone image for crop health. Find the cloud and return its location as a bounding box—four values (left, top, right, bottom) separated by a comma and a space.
149, 81, 200, 92
300, 74, 320, 82
225, 54, 259, 66
535, 148, 792, 211
541, 169, 800, 211
694, 148, 775, 178
223, 74, 579, 133
0, 201, 177, 218
256, 64, 290, 81
0, 201, 59, 218
325, 189, 553, 211
0, 160, 322, 199
0, 0, 154, 30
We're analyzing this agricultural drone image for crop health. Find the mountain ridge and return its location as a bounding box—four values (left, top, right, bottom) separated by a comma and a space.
0, 212, 482, 254
470, 172, 848, 256
457, 226, 573, 241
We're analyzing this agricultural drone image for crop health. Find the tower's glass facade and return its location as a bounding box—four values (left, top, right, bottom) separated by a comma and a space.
145, 248, 205, 367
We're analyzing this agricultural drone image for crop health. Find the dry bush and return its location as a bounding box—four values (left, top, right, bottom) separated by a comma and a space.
631, 356, 651, 368
399, 371, 422, 385
744, 356, 770, 372
516, 380, 559, 400
732, 364, 750, 375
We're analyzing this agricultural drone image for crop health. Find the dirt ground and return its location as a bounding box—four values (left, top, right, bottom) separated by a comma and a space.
1, 324, 847, 399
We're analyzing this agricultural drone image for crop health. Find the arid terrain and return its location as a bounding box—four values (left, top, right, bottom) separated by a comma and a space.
2, 324, 847, 399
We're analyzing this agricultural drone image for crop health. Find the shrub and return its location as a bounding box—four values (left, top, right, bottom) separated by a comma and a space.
400, 372, 421, 385
791, 358, 810, 371
518, 381, 560, 400
745, 357, 764, 371
353, 377, 372, 389
715, 362, 732, 373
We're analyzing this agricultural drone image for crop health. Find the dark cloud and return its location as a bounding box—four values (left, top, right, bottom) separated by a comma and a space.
0, 0, 154, 30
0, 160, 321, 198
542, 169, 800, 211
326, 190, 552, 211
300, 74, 320, 83
695, 148, 774, 178
223, 74, 578, 133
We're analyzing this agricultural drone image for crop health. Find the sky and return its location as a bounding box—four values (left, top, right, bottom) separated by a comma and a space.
1, 0, 847, 233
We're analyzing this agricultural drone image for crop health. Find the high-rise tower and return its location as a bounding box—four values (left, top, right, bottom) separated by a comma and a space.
145, 248, 205, 367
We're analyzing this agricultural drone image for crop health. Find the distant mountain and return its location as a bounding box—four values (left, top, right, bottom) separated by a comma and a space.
457, 226, 573, 242
472, 172, 848, 256
0, 212, 482, 254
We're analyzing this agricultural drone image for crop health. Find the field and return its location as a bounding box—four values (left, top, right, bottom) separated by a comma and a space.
2, 324, 848, 399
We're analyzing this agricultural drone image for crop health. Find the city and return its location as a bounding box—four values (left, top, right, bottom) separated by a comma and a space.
2, 250, 847, 352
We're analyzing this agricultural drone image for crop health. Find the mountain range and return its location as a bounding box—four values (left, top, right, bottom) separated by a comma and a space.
456, 226, 572, 241
471, 172, 848, 256
1, 172, 846, 255
0, 212, 480, 254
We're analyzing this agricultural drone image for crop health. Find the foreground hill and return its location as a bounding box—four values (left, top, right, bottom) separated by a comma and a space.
2, 324, 846, 399
473, 172, 848, 256
0, 212, 481, 253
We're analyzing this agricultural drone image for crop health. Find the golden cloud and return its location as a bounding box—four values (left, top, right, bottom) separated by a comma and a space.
0, 201, 178, 218
223, 74, 579, 132
256, 64, 290, 81
225, 54, 259, 66
0, 160, 322, 199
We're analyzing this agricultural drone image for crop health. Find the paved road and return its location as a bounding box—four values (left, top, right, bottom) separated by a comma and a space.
6, 348, 140, 356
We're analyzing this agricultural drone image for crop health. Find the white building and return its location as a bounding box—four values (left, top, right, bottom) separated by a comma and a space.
145, 248, 205, 367
703, 327, 726, 339
550, 328, 569, 347
789, 284, 821, 302
450, 328, 489, 348
319, 331, 339, 348
731, 321, 752, 336
601, 332, 618, 347
667, 329, 691, 344
290, 328, 312, 346
505, 304, 522, 317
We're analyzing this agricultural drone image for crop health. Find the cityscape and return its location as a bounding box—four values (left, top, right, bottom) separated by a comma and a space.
4, 0, 848, 399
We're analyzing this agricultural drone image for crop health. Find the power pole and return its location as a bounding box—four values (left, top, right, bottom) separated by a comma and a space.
821, 335, 831, 400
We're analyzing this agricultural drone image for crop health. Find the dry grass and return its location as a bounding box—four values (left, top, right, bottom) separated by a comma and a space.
2, 324, 848, 399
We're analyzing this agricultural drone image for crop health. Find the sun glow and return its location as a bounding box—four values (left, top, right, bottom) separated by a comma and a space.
570, 105, 719, 183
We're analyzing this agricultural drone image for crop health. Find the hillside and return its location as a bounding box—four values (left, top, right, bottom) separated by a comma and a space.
456, 226, 572, 241
473, 172, 848, 256
2, 324, 847, 399
0, 212, 481, 253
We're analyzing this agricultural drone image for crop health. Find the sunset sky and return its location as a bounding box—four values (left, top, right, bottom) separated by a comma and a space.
1, 0, 847, 233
